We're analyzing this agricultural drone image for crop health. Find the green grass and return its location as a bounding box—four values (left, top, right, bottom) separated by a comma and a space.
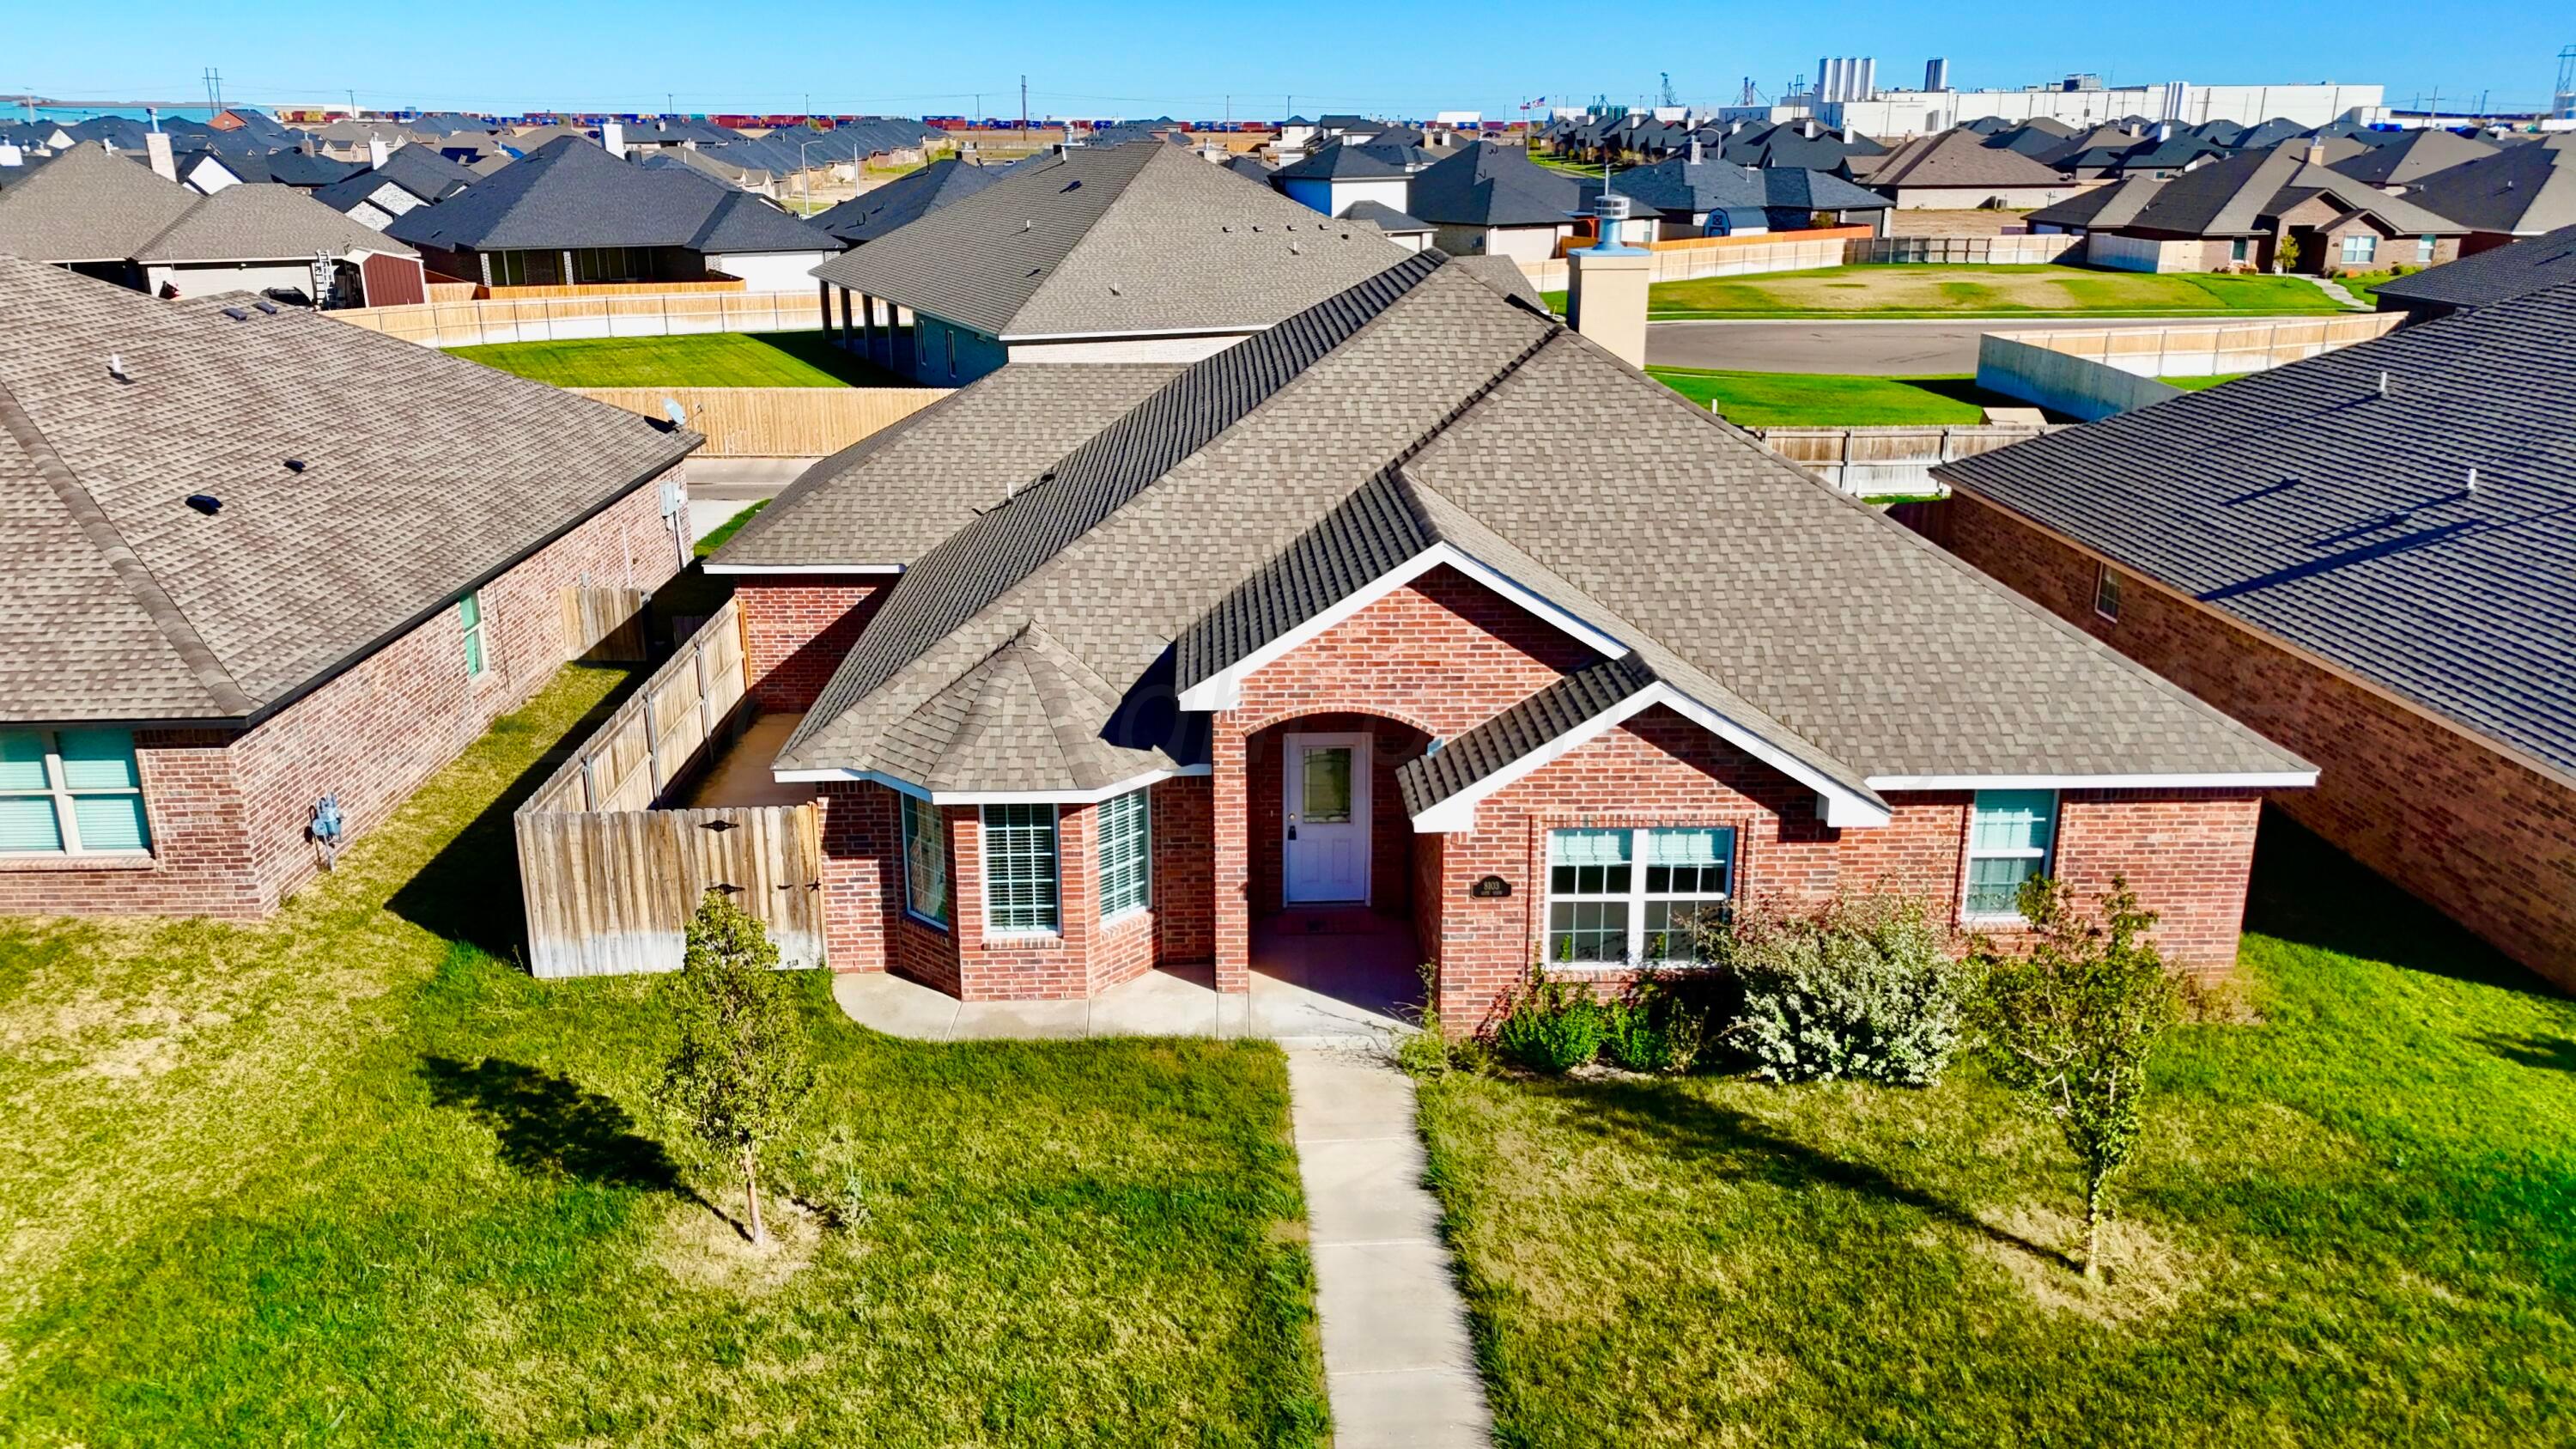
447, 331, 905, 388
2158, 373, 2251, 392
1646, 368, 2027, 426
0, 666, 1326, 1446
695, 499, 769, 557
1617, 264, 2355, 319
1416, 813, 2576, 1446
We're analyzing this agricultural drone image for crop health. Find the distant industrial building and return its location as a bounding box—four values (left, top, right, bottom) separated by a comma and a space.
1815, 58, 1879, 105
1826, 76, 2384, 137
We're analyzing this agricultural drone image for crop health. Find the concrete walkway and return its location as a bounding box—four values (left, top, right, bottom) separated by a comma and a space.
831, 959, 1412, 1048
1289, 1051, 1492, 1448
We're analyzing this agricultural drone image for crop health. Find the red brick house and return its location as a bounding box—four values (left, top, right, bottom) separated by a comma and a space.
1932, 281, 2576, 992
0, 253, 695, 917
708, 251, 2311, 1029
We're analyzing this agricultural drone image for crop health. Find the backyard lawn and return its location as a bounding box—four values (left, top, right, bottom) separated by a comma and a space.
1417, 814, 2576, 1446
446, 331, 902, 388
1622, 264, 2354, 319
1648, 368, 2022, 426
0, 666, 1326, 1446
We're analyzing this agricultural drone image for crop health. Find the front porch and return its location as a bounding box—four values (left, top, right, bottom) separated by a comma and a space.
835, 912, 1420, 1046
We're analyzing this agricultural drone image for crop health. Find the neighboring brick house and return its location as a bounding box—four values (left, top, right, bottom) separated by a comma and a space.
1929, 283, 2576, 992
0, 253, 696, 917
709, 250, 2312, 1029
2026, 140, 2468, 275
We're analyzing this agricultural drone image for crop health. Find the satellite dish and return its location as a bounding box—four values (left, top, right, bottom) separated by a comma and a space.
661, 398, 687, 426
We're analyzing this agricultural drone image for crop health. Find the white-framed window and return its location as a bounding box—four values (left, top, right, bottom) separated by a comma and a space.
1965, 790, 2057, 920
2415, 234, 2437, 264
981, 803, 1060, 935
2093, 562, 2123, 621
2339, 234, 2377, 265
0, 729, 152, 855
459, 590, 487, 678
1545, 825, 1735, 965
1097, 788, 1150, 921
901, 795, 949, 928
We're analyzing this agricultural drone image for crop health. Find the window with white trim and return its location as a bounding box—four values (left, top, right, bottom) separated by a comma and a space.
0, 729, 152, 855
1097, 788, 1150, 920
2093, 562, 2122, 621
2339, 234, 2377, 265
901, 795, 949, 928
981, 803, 1059, 934
1965, 790, 2057, 919
2415, 234, 2437, 264
1546, 826, 1735, 965
459, 590, 487, 678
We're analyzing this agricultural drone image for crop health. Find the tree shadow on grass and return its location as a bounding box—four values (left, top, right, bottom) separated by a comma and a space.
1536, 1074, 2077, 1270
420, 1054, 686, 1192
2474, 1033, 2576, 1076
386, 667, 646, 962
2240, 807, 2558, 1000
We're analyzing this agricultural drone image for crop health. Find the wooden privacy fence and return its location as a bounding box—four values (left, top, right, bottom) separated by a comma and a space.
569, 386, 951, 457
1748, 423, 2066, 496
1522, 228, 2087, 293
329, 289, 826, 348
560, 586, 649, 661
514, 600, 825, 977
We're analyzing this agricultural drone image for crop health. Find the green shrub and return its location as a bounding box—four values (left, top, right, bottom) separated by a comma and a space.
1396, 963, 1456, 1078
1494, 971, 1605, 1075
1714, 893, 1968, 1086
1599, 973, 1710, 1074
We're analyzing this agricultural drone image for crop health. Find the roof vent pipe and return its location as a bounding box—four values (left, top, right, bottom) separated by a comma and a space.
2464, 467, 2478, 494
107, 353, 129, 381
2377, 370, 2390, 398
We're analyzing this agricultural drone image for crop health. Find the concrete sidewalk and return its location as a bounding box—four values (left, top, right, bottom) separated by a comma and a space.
1288, 1051, 1492, 1448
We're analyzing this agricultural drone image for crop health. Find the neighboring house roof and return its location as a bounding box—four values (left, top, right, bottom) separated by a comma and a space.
0, 253, 696, 724
0, 143, 201, 264
2372, 222, 2576, 312
726, 252, 2300, 804
311, 143, 479, 213
131, 183, 419, 263
1716, 121, 1883, 171
1851, 130, 2072, 190
260, 149, 364, 188
1223, 155, 1273, 183
2328, 128, 2495, 188
810, 157, 999, 244
810, 143, 1413, 339
1273, 143, 1407, 180
1940, 281, 2576, 784
387, 136, 835, 255
1337, 198, 1433, 234
2396, 137, 2576, 235
2027, 143, 2468, 237
1406, 140, 1583, 227
1605, 157, 1891, 216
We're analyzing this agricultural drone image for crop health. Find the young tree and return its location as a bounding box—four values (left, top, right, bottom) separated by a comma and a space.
1967, 875, 2182, 1281
655, 889, 814, 1247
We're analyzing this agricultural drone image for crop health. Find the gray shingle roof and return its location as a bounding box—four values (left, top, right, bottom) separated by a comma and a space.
2396, 137, 2576, 235
1398, 654, 1654, 815
131, 183, 417, 262
2029, 143, 2468, 237
1336, 198, 1433, 234
2327, 129, 2495, 188
1851, 130, 2073, 190
749, 252, 2300, 797
810, 143, 1413, 339
311, 143, 478, 212
1604, 157, 1891, 216
1273, 143, 1406, 181
1405, 141, 1583, 228
0, 143, 199, 264
387, 135, 835, 255
1937, 282, 2576, 783
809, 157, 999, 245
0, 253, 697, 723
2372, 222, 2576, 313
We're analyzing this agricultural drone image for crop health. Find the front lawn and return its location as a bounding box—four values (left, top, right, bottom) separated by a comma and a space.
2159, 373, 2250, 392
1418, 813, 2576, 1446
447, 330, 905, 388
1628, 264, 2353, 319
0, 666, 1325, 1446
1648, 368, 2021, 426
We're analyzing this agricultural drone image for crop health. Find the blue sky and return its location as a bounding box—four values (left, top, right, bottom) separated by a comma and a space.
12, 3, 2566, 119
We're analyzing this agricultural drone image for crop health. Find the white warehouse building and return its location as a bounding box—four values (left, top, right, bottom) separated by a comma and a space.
1826, 80, 2385, 137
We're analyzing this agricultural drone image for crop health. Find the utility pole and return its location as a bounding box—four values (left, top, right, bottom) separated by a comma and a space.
1019, 75, 1028, 139
667, 91, 676, 117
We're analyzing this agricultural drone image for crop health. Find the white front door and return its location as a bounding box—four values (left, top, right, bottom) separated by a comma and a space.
1284, 732, 1370, 904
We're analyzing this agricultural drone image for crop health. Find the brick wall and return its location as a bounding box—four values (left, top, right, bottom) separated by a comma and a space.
1935, 490, 2576, 989
0, 466, 687, 919
734, 575, 890, 712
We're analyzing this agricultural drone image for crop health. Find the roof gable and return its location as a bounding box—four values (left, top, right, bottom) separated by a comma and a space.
0, 143, 199, 263
1406, 141, 1583, 227
386, 135, 834, 254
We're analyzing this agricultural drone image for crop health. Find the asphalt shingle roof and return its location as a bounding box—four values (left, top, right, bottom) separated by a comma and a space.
0, 253, 696, 723
738, 252, 2300, 797
1938, 283, 2576, 783
809, 143, 1413, 338
1852, 130, 2073, 190
2397, 137, 2576, 235
1405, 140, 1583, 228
2028, 143, 2467, 237
387, 135, 835, 254
1337, 198, 1433, 234
808, 157, 999, 244
311, 143, 479, 212
1604, 157, 1891, 216
132, 183, 417, 262
0, 143, 200, 264
2372, 222, 2576, 313
2328, 129, 2495, 188
1273, 143, 1406, 181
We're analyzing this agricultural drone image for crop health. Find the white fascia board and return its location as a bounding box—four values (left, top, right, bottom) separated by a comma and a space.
1176, 543, 1627, 712
702, 562, 903, 575
769, 764, 1210, 804
997, 322, 1264, 343
1410, 682, 1891, 833
1866, 770, 2319, 791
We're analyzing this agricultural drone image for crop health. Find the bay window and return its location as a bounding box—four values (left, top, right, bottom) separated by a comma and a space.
901, 795, 949, 928
981, 803, 1060, 934
1097, 788, 1150, 921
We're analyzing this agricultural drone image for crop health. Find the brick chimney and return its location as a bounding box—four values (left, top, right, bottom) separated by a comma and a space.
1566, 192, 1650, 369
144, 130, 177, 184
